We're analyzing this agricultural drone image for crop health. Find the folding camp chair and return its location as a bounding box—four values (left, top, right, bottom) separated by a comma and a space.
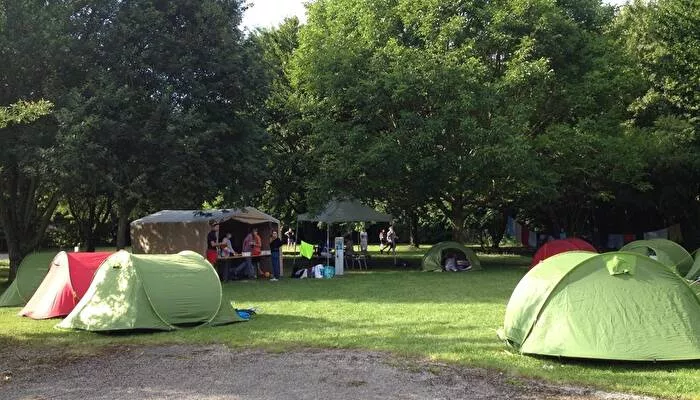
345, 243, 368, 270
351, 251, 368, 270
351, 244, 369, 269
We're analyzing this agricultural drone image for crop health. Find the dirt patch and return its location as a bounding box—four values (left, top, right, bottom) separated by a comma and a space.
0, 344, 656, 400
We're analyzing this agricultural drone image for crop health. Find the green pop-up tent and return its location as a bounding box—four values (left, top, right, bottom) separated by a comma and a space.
620, 238, 694, 278
499, 251, 700, 361
0, 252, 55, 307
58, 250, 244, 331
421, 241, 481, 271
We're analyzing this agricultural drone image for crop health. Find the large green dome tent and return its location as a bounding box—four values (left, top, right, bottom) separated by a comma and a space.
0, 252, 56, 307
57, 250, 244, 331
499, 251, 700, 361
421, 241, 481, 271
620, 238, 694, 278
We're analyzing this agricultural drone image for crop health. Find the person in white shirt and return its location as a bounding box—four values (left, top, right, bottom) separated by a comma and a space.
220, 233, 237, 257
380, 226, 397, 254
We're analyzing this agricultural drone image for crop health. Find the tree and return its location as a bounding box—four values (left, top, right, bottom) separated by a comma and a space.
251, 17, 315, 225
56, 0, 269, 247
498, 0, 649, 240
619, 0, 699, 126
290, 0, 571, 242
0, 100, 53, 129
0, 1, 68, 279
613, 0, 700, 245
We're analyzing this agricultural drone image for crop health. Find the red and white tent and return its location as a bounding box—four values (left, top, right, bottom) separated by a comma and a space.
19, 251, 112, 319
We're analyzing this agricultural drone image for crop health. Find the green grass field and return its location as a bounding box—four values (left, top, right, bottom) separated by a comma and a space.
0, 247, 698, 399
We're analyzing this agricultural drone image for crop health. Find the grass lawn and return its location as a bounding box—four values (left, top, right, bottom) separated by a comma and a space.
0, 246, 698, 399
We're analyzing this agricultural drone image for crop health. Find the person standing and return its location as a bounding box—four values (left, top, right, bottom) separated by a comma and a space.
379, 229, 386, 253
206, 222, 221, 265
381, 226, 397, 255
269, 230, 283, 281
285, 227, 295, 249
252, 227, 262, 256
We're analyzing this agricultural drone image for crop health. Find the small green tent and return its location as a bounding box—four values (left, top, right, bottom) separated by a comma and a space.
57, 250, 244, 331
421, 242, 481, 271
0, 252, 55, 307
620, 238, 694, 278
500, 251, 700, 361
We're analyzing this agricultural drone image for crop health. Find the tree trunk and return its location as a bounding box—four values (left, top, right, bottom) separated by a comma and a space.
0, 170, 59, 282
488, 209, 507, 250
408, 210, 419, 247
115, 199, 134, 250
6, 238, 21, 282
84, 233, 96, 252
70, 195, 114, 252
439, 197, 467, 243
450, 212, 467, 243
548, 207, 562, 239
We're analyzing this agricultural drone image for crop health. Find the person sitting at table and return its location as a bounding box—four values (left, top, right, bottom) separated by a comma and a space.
344, 235, 356, 265
220, 233, 237, 257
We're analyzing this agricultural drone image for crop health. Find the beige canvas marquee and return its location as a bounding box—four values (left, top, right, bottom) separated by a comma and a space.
130, 207, 280, 259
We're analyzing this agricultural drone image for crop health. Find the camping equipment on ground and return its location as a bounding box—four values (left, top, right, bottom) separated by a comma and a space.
57, 250, 245, 331
19, 251, 112, 319
421, 241, 481, 272
291, 264, 327, 279
500, 251, 700, 361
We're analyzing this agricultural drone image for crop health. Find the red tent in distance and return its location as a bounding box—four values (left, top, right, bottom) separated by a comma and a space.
19, 251, 112, 319
564, 237, 597, 252
530, 238, 597, 268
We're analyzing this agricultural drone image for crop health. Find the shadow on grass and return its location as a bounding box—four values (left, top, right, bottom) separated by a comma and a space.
224, 269, 526, 305
283, 252, 531, 271
527, 353, 700, 373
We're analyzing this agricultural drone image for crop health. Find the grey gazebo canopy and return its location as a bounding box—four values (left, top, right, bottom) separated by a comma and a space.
297, 199, 392, 223
296, 199, 392, 271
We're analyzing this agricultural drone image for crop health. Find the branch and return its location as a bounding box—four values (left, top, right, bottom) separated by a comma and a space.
28, 191, 60, 250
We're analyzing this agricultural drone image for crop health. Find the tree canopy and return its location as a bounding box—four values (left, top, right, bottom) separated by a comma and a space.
1, 0, 699, 273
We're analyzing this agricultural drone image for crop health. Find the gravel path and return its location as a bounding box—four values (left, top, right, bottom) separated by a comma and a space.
0, 345, 657, 400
